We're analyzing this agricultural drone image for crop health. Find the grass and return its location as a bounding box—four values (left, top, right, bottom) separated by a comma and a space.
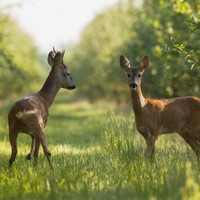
0, 92, 200, 200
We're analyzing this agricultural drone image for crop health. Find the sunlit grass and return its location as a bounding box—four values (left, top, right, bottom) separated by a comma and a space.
0, 93, 200, 200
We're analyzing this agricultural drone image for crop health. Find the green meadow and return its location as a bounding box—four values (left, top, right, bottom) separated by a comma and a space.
0, 93, 200, 200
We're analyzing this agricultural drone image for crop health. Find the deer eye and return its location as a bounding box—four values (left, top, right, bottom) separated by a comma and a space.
138, 74, 141, 78
127, 74, 131, 78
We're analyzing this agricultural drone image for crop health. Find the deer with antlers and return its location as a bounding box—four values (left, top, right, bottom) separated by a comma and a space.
120, 54, 200, 161
8, 48, 76, 169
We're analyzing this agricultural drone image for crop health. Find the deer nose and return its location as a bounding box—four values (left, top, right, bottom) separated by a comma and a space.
130, 83, 137, 89
69, 85, 76, 90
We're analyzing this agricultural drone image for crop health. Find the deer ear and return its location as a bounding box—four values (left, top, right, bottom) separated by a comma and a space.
138, 55, 149, 71
120, 55, 131, 71
61, 50, 65, 58
47, 51, 55, 67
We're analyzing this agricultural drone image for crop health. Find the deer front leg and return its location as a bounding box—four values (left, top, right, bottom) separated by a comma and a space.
26, 134, 36, 160
180, 132, 200, 161
144, 134, 157, 161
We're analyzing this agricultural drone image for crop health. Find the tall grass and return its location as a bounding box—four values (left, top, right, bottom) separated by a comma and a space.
0, 94, 200, 200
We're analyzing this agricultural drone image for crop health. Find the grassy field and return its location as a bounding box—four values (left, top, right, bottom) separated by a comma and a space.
0, 92, 200, 200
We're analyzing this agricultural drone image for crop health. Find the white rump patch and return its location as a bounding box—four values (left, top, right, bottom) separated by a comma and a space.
16, 109, 37, 119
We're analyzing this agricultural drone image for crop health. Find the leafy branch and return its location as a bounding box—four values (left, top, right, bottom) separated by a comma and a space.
170, 38, 200, 69
165, 17, 200, 69
186, 16, 200, 32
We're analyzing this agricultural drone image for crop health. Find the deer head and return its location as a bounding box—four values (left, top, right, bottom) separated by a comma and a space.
47, 48, 76, 90
120, 55, 149, 91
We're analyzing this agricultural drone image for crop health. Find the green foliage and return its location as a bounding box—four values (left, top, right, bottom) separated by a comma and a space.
67, 2, 136, 101
137, 0, 200, 97
187, 16, 200, 32
0, 95, 200, 200
166, 15, 200, 71
0, 6, 44, 100
1, 1, 200, 101
166, 36, 200, 70
67, 0, 200, 101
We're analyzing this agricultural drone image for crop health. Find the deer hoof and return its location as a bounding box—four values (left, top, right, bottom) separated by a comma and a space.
26, 153, 32, 160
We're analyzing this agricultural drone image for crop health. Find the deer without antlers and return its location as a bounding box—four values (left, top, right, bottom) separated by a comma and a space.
120, 54, 200, 161
8, 48, 76, 169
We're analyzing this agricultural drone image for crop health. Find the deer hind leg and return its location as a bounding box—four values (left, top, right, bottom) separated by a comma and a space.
25, 116, 53, 170
30, 125, 53, 170
195, 136, 200, 162
26, 134, 36, 160
196, 140, 200, 162
30, 127, 53, 170
8, 125, 19, 166
38, 131, 53, 170
180, 132, 200, 161
33, 136, 40, 165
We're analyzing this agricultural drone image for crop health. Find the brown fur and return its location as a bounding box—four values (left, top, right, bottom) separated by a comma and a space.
120, 55, 200, 161
8, 48, 76, 169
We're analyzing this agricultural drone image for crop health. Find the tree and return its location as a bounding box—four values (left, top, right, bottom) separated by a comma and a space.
67, 0, 200, 101
0, 6, 43, 100
67, 1, 137, 101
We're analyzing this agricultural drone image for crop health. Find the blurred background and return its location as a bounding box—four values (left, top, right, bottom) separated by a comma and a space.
0, 0, 200, 103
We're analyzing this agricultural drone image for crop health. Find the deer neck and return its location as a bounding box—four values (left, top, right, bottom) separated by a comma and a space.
38, 71, 61, 108
131, 87, 146, 114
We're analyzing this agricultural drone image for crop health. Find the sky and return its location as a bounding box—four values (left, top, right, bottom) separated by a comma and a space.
1, 0, 118, 52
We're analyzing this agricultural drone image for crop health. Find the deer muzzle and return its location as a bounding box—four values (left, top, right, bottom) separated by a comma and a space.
130, 83, 138, 90
69, 85, 76, 90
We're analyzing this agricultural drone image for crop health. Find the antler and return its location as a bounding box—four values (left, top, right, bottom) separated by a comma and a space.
52, 47, 57, 56
51, 47, 65, 59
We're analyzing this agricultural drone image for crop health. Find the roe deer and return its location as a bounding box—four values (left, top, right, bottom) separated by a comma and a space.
120, 54, 200, 161
8, 48, 76, 169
